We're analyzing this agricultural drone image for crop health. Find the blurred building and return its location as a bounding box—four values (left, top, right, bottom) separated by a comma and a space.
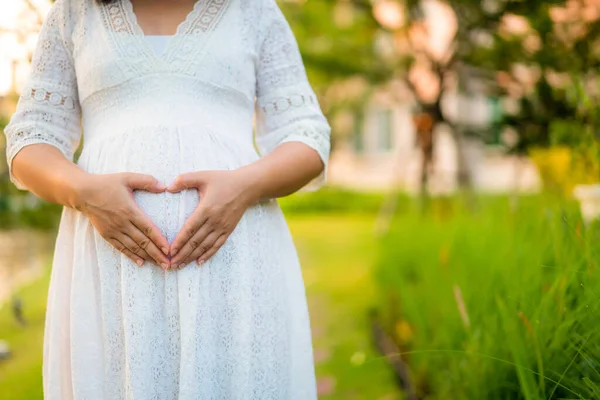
327, 82, 541, 194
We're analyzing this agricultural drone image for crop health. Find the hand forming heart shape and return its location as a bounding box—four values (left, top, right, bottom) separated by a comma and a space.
165, 169, 259, 269
76, 169, 259, 270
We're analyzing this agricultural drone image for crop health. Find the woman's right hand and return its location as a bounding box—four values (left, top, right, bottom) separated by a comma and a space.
73, 172, 171, 270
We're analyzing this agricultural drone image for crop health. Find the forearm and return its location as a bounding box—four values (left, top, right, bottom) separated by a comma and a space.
11, 144, 88, 209
237, 142, 324, 202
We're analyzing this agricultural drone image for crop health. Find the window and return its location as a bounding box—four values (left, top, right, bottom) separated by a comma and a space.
352, 112, 364, 154
488, 96, 503, 145
377, 108, 393, 152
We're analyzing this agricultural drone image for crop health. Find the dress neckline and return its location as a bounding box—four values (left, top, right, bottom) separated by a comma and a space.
100, 0, 230, 72
124, 0, 201, 37
122, 0, 200, 62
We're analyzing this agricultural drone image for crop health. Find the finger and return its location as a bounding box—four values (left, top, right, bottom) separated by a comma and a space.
170, 208, 209, 258
195, 233, 228, 266
166, 172, 203, 193
130, 210, 170, 257
171, 222, 214, 268
127, 220, 170, 269
123, 173, 166, 193
179, 230, 220, 267
108, 238, 145, 267
114, 232, 153, 263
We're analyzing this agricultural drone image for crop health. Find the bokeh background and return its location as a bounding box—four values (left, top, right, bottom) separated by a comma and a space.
2, 0, 600, 399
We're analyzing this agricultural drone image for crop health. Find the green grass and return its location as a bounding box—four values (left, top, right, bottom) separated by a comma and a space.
375, 195, 600, 399
0, 213, 401, 399
287, 213, 401, 399
278, 186, 388, 214
0, 268, 49, 400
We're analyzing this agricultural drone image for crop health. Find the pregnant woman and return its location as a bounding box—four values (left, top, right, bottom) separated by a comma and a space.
3, 0, 331, 398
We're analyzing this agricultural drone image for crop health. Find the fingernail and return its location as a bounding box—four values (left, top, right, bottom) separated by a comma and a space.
162, 247, 169, 255
136, 259, 144, 266
179, 263, 185, 269
161, 263, 168, 270
171, 248, 178, 257
197, 259, 205, 266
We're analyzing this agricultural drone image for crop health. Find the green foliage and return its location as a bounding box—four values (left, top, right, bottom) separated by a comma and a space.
0, 203, 63, 231
461, 0, 600, 153
1, 110, 63, 231
281, 1, 388, 86
375, 195, 600, 399
278, 186, 388, 214
0, 197, 63, 231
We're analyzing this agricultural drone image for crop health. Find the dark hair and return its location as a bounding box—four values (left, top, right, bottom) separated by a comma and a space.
97, 0, 119, 3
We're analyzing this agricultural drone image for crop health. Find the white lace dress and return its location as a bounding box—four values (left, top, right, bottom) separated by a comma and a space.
2, 0, 331, 398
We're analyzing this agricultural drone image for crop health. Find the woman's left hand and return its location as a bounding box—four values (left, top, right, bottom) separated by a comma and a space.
166, 169, 259, 269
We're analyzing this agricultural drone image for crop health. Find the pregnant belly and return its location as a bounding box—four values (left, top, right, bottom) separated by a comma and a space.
76, 125, 260, 241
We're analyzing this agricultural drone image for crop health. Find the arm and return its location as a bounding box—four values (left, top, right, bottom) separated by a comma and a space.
236, 141, 325, 202
165, 0, 331, 267
244, 0, 331, 198
6, 0, 85, 204
11, 145, 87, 210
4, 0, 170, 268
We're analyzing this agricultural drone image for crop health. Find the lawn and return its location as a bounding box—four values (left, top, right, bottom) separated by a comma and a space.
0, 268, 48, 400
287, 213, 401, 399
0, 212, 400, 399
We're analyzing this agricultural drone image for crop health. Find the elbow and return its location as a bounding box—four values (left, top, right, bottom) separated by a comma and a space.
254, 112, 331, 192
298, 132, 330, 193
4, 126, 75, 191
7, 145, 33, 191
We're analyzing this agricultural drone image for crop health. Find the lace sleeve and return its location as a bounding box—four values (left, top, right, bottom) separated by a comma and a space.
253, 0, 331, 192
3, 0, 82, 191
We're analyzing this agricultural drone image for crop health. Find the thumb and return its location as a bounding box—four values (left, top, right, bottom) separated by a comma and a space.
167, 172, 205, 193
123, 173, 166, 193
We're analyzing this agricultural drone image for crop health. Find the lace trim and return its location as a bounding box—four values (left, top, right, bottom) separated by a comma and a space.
100, 0, 231, 74
5, 126, 75, 190
269, 124, 330, 192
277, 126, 330, 156
105, 2, 135, 34
256, 122, 330, 161
22, 87, 77, 110
103, 0, 228, 37
188, 0, 228, 35
6, 126, 74, 163
169, 0, 232, 75
260, 93, 317, 115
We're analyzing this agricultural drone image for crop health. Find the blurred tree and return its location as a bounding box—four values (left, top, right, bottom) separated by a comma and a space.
471, 0, 600, 158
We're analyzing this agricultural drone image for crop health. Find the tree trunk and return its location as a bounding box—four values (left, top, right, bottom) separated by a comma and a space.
448, 125, 477, 211
451, 129, 472, 190
414, 112, 435, 205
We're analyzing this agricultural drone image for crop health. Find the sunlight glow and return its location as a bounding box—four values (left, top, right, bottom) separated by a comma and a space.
0, 0, 51, 95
